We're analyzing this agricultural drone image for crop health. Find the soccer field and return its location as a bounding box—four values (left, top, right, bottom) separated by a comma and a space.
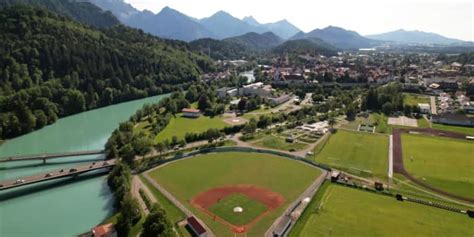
148, 152, 322, 236
314, 130, 389, 179
402, 133, 474, 199
291, 184, 474, 237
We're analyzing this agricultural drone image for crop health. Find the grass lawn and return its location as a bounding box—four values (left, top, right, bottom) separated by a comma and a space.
342, 113, 391, 134
251, 134, 309, 151
154, 114, 228, 142
432, 123, 474, 136
148, 152, 322, 236
402, 133, 474, 199
404, 93, 430, 106
417, 116, 430, 128
291, 184, 473, 237
314, 130, 389, 179
208, 194, 267, 226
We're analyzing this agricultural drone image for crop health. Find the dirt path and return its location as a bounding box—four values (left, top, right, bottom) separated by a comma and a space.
131, 175, 156, 214
392, 128, 473, 203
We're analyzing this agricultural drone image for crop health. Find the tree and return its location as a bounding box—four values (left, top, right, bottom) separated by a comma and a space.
403, 105, 412, 116
141, 205, 173, 237
238, 98, 247, 112
116, 194, 141, 237
64, 89, 85, 114
382, 102, 393, 115
328, 116, 336, 130
198, 94, 212, 111
345, 104, 356, 120
155, 142, 165, 155
120, 144, 136, 166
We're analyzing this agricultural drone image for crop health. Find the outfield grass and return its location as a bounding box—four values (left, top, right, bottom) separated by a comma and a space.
432, 123, 474, 136
292, 184, 473, 237
404, 93, 430, 106
251, 134, 309, 151
154, 114, 228, 142
314, 130, 389, 179
148, 152, 322, 236
208, 194, 267, 226
402, 133, 474, 199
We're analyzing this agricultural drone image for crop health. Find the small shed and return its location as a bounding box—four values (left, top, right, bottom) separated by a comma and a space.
182, 108, 201, 118
187, 216, 207, 237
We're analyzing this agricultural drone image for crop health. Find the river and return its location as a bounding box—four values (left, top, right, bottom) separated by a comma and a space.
0, 94, 167, 237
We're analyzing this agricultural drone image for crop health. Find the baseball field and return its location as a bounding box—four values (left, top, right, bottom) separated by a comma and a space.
314, 130, 389, 180
147, 152, 322, 236
401, 133, 474, 199
291, 184, 474, 237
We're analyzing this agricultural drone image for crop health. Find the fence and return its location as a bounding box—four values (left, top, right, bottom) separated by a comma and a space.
138, 146, 332, 173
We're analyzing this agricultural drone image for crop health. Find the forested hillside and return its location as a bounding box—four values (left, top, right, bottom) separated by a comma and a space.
0, 6, 214, 139
0, 0, 120, 28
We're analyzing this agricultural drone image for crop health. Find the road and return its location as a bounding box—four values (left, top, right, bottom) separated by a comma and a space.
0, 159, 116, 191
0, 150, 106, 163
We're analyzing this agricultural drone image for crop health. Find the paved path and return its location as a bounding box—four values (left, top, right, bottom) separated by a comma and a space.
265, 169, 328, 237
430, 96, 437, 115
388, 135, 393, 179
131, 175, 157, 215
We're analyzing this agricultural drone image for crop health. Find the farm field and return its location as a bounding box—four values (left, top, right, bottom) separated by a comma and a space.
432, 123, 474, 136
314, 130, 389, 179
148, 152, 322, 236
153, 114, 228, 142
403, 93, 430, 106
291, 184, 474, 237
401, 133, 474, 199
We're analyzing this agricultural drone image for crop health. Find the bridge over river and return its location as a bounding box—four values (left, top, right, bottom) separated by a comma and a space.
0, 159, 116, 191
0, 150, 106, 164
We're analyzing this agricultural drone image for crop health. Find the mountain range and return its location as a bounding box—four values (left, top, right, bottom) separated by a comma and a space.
366, 29, 467, 45
88, 0, 301, 42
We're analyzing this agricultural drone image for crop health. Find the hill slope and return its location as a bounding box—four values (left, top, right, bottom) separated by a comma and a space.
293, 26, 380, 49
0, 0, 119, 28
272, 38, 337, 56
366, 29, 465, 45
224, 32, 283, 49
0, 6, 213, 139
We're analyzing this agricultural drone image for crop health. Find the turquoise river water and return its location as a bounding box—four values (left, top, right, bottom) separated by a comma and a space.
0, 94, 167, 237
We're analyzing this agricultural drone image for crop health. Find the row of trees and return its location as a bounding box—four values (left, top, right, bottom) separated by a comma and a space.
107, 163, 142, 236
0, 6, 214, 139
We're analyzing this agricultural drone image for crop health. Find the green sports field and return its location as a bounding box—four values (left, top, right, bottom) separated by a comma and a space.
148, 152, 322, 236
208, 194, 267, 226
403, 93, 430, 106
292, 184, 474, 237
402, 133, 474, 199
154, 114, 228, 142
314, 130, 389, 179
432, 123, 474, 136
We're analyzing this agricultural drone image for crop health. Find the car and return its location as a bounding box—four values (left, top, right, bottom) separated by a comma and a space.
59, 169, 64, 173
44, 173, 53, 177
92, 162, 96, 165
103, 161, 109, 166
89, 165, 93, 168
0, 184, 4, 188
69, 168, 77, 172
15, 179, 25, 184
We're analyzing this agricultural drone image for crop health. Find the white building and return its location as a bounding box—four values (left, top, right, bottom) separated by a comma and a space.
417, 103, 431, 114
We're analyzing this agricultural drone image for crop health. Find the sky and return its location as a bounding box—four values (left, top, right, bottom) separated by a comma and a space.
123, 0, 473, 41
